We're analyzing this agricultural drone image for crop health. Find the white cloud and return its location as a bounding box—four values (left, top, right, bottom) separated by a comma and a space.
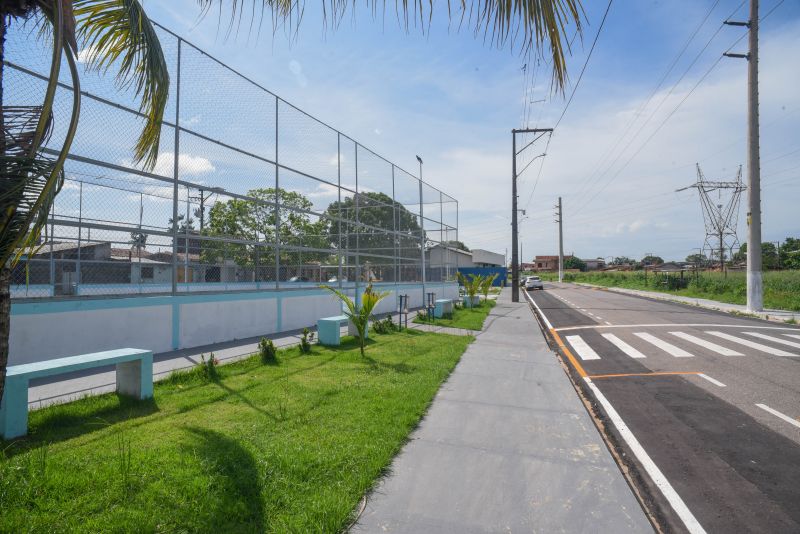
121, 152, 216, 177
76, 45, 99, 64
289, 60, 308, 88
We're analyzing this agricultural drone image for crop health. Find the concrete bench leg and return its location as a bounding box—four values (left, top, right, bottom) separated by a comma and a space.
1, 376, 30, 440
116, 354, 153, 400
318, 320, 343, 346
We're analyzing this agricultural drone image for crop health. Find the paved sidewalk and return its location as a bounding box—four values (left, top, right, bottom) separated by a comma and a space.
354, 289, 651, 533
577, 283, 798, 322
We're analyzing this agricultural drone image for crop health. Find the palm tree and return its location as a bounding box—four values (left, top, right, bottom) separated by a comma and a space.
0, 0, 581, 407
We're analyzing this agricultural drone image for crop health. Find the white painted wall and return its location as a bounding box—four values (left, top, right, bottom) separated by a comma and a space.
9, 282, 458, 366
179, 298, 279, 348
9, 305, 173, 366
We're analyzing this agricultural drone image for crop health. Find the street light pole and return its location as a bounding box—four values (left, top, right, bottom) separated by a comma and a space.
511, 128, 551, 302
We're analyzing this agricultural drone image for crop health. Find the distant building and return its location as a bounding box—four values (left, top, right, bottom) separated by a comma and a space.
583, 258, 606, 271
471, 249, 505, 268
532, 255, 574, 272
427, 245, 475, 268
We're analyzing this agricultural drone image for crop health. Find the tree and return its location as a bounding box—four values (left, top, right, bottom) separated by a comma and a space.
780, 238, 800, 270
641, 255, 664, 266
0, 0, 581, 415
325, 192, 422, 261
761, 242, 779, 270
322, 283, 388, 357
686, 253, 707, 265
204, 188, 330, 267
564, 257, 587, 271
129, 232, 147, 251
611, 256, 634, 266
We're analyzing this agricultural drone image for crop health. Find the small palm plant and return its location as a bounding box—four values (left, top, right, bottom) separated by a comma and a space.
457, 272, 483, 308
480, 273, 498, 303
321, 283, 388, 357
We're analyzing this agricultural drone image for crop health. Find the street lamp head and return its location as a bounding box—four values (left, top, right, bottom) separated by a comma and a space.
416, 155, 423, 164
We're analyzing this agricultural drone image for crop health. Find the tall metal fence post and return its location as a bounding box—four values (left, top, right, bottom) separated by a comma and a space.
392, 165, 398, 284
337, 133, 343, 290
76, 181, 83, 290
274, 97, 280, 290
418, 174, 425, 298
354, 145, 360, 308
171, 38, 182, 296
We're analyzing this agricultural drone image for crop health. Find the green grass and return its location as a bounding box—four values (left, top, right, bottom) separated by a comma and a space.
0, 330, 472, 533
413, 299, 496, 330
538, 270, 800, 311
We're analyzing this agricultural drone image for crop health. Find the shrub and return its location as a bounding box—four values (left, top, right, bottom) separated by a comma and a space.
373, 315, 398, 334
300, 328, 315, 354
199, 353, 219, 380
259, 337, 277, 364
321, 283, 389, 357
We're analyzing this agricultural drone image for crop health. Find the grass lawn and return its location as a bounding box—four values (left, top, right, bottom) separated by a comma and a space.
0, 330, 472, 533
413, 299, 496, 330
538, 270, 800, 311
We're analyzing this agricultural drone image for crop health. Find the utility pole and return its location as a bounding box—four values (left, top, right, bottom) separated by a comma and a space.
724, 0, 761, 311
556, 197, 563, 283
511, 128, 551, 302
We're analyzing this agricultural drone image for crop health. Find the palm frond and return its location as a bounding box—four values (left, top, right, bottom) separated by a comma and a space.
73, 0, 169, 170
0, 107, 64, 266
195, 1, 581, 91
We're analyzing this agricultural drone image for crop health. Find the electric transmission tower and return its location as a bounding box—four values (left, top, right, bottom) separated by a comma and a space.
677, 164, 745, 272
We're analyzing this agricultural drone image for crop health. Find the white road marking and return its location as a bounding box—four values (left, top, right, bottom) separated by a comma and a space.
565, 335, 601, 360
584, 378, 706, 534
669, 332, 743, 356
522, 289, 553, 330
604, 321, 613, 326
743, 332, 800, 350
706, 331, 797, 357
755, 403, 800, 430
556, 323, 800, 332
634, 332, 694, 358
602, 333, 647, 359
785, 334, 800, 340
697, 373, 726, 387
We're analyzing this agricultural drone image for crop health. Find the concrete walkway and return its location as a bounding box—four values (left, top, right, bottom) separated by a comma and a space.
577, 283, 798, 322
353, 289, 651, 533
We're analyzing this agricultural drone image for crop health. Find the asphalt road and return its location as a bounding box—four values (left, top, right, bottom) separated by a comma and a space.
526, 282, 800, 534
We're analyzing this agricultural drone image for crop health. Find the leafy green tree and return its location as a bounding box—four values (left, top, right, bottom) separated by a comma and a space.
611, 256, 634, 265
204, 188, 329, 267
564, 257, 587, 271
686, 253, 707, 265
780, 238, 800, 270
762, 242, 779, 270
641, 255, 664, 266
325, 192, 422, 260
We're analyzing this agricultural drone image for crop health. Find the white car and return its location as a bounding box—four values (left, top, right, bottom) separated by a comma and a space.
525, 276, 544, 290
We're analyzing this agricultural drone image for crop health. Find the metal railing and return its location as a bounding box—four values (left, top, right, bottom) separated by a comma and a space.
6, 21, 458, 299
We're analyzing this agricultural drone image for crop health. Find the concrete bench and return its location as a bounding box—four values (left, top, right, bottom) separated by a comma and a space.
434, 299, 454, 318
0, 348, 153, 439
317, 315, 368, 346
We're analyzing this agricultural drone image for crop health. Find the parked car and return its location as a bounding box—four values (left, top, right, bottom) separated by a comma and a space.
525, 276, 544, 290
288, 276, 310, 282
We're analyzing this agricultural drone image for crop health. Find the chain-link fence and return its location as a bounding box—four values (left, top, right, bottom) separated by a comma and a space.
5, 21, 458, 299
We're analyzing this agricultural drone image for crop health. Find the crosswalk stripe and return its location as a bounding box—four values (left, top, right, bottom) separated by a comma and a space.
743, 332, 800, 350
602, 333, 647, 359
566, 335, 601, 360
705, 331, 797, 357
634, 332, 694, 358
783, 334, 800, 341
669, 332, 743, 356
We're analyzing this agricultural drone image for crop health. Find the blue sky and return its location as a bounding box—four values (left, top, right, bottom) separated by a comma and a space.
142, 0, 800, 262
17, 0, 800, 262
